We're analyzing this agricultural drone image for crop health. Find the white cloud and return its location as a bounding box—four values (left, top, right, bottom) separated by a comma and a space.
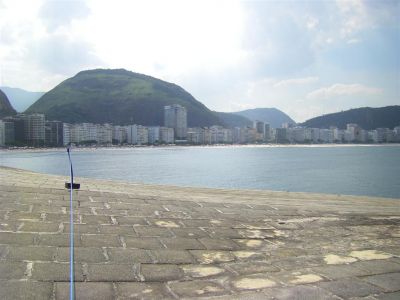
306, 16, 319, 30
273, 77, 319, 88
307, 83, 382, 100
347, 38, 361, 44
39, 0, 90, 32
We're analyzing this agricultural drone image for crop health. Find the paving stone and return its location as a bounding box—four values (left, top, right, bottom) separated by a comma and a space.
171, 227, 209, 238
82, 215, 112, 224
0, 281, 53, 300
45, 213, 79, 223
38, 234, 82, 247
0, 220, 23, 232
270, 270, 325, 285
56, 247, 106, 263
272, 256, 325, 270
116, 282, 174, 299
32, 262, 84, 281
231, 274, 278, 291
205, 291, 274, 299
107, 248, 153, 263
317, 278, 383, 298
19, 222, 60, 232
7, 212, 41, 221
181, 219, 214, 227
124, 237, 165, 249
358, 258, 400, 272
227, 261, 280, 275
134, 226, 174, 237
199, 238, 240, 250
0, 261, 27, 279
0, 232, 36, 245
169, 280, 227, 298
270, 285, 339, 300
140, 264, 183, 281
150, 250, 194, 264
312, 264, 371, 279
190, 250, 235, 264
376, 291, 400, 300
206, 228, 244, 238
160, 237, 206, 250
6, 246, 56, 261
81, 234, 121, 247
362, 273, 400, 292
181, 264, 227, 278
55, 282, 115, 300
98, 225, 137, 235
233, 239, 268, 250
86, 264, 138, 281
63, 224, 99, 234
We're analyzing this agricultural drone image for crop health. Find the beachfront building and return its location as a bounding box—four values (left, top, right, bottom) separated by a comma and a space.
0, 121, 5, 146
160, 127, 174, 144
45, 121, 63, 147
164, 104, 187, 140
24, 113, 45, 147
264, 123, 271, 141
126, 125, 148, 145
275, 128, 289, 143
112, 126, 127, 144
319, 129, 334, 143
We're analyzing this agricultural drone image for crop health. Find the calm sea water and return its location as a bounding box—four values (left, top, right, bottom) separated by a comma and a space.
1, 145, 399, 198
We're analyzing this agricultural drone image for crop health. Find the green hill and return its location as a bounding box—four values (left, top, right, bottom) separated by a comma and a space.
0, 89, 17, 118
26, 69, 223, 127
301, 106, 400, 130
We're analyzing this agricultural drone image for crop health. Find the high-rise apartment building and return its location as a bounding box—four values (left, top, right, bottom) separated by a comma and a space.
24, 114, 45, 146
164, 104, 187, 140
45, 121, 63, 147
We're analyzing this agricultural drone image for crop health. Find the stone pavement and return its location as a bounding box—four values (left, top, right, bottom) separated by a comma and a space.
0, 166, 399, 299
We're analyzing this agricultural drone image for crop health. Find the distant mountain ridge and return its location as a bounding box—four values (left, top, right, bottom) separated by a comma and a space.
26, 68, 223, 127
1, 86, 44, 112
213, 111, 252, 128
0, 89, 17, 118
233, 108, 296, 128
301, 106, 400, 130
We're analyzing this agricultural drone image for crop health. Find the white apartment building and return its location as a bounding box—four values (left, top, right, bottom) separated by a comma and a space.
159, 127, 174, 144
187, 127, 204, 144
319, 129, 334, 143
148, 127, 160, 144
292, 127, 305, 143
97, 124, 112, 144
126, 125, 148, 145
264, 123, 271, 141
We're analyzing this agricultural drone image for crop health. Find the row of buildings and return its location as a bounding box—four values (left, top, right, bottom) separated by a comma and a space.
1, 105, 400, 147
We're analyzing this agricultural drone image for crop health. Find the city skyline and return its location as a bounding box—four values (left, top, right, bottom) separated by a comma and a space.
1, 0, 399, 122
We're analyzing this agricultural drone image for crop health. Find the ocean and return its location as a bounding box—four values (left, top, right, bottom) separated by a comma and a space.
1, 145, 399, 198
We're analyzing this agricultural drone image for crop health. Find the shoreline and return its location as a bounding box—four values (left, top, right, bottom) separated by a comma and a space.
1, 142, 400, 153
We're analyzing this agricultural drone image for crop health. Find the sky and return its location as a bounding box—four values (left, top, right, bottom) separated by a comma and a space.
0, 0, 399, 122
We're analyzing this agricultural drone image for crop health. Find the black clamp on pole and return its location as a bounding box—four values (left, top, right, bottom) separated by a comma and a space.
65, 182, 81, 190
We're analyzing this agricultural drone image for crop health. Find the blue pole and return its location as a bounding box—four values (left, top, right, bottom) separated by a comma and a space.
67, 147, 74, 300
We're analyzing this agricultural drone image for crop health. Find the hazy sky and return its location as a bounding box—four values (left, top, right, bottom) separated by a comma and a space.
0, 0, 399, 121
